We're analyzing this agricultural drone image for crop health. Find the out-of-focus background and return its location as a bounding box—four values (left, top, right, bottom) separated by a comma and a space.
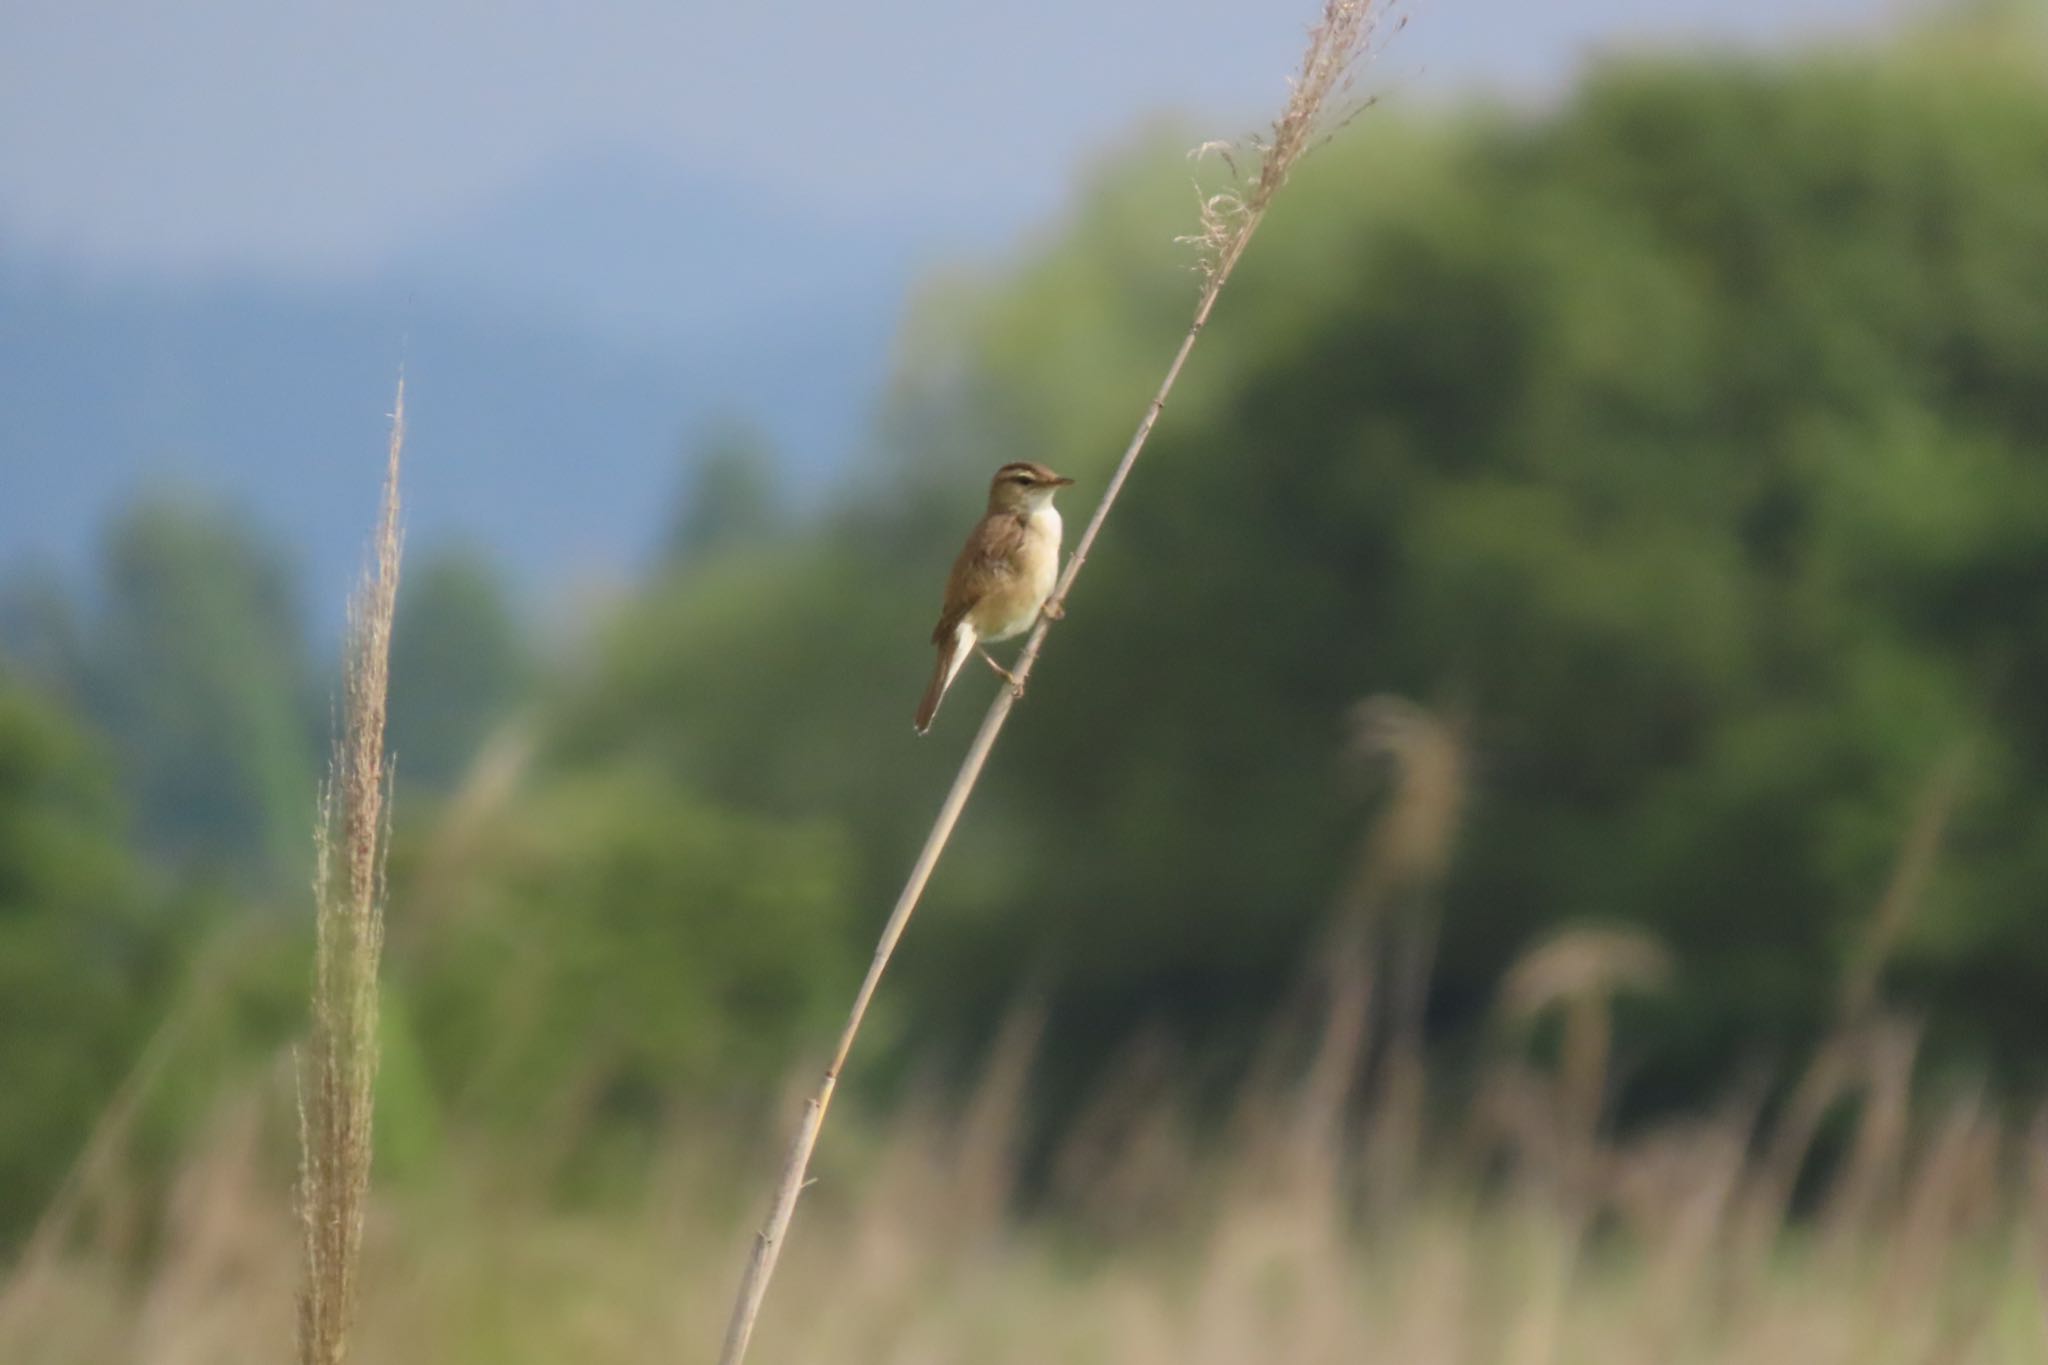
5, 1, 2048, 1361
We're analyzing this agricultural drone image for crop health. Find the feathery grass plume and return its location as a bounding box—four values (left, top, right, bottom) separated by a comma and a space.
1336, 695, 1467, 1198
712, 6, 1399, 1362
1264, 696, 1467, 1207
1327, 696, 1467, 996
296, 379, 405, 1365
1501, 927, 1672, 1198
1492, 927, 1671, 1363
1340, 697, 1467, 916
1182, 0, 1403, 285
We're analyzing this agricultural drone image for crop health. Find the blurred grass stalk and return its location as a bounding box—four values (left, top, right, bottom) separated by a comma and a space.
713, 4, 1400, 1361
296, 379, 406, 1365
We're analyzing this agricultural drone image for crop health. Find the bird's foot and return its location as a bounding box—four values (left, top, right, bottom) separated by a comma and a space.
978, 646, 1026, 699
1041, 598, 1066, 622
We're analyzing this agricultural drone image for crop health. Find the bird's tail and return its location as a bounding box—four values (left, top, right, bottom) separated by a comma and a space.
914, 624, 974, 734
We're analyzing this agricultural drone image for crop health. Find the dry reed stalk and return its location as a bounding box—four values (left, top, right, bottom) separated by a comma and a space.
1335, 695, 1468, 1201
942, 1004, 1045, 1241
712, 6, 1399, 1361
295, 379, 405, 1365
1333, 697, 1468, 946
1609, 1111, 1752, 1355
1487, 927, 1671, 1362
1500, 928, 1672, 1179
1048, 1027, 1194, 1239
1741, 746, 1968, 1258
1820, 1015, 1920, 1255
1839, 745, 1970, 1028
2027, 1109, 2048, 1348
1884, 1088, 1999, 1302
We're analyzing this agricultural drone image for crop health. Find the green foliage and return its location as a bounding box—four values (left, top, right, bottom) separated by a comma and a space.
80, 497, 317, 882
0, 682, 169, 1237
387, 547, 528, 792
403, 765, 855, 1148
663, 418, 786, 568
0, 567, 87, 697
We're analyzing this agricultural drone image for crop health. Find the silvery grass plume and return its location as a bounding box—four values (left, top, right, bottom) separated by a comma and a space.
1182, 0, 1404, 286
713, 5, 1401, 1364
297, 379, 405, 1365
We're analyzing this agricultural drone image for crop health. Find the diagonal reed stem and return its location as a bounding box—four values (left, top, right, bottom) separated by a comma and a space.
714, 7, 1392, 1361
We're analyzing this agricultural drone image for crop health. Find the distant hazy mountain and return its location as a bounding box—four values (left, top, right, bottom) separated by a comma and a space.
0, 151, 934, 618
388, 149, 926, 349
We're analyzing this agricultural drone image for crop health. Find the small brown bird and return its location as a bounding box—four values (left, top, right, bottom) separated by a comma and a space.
914, 461, 1076, 734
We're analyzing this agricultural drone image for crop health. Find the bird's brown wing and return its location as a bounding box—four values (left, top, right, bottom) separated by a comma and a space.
930, 511, 1027, 645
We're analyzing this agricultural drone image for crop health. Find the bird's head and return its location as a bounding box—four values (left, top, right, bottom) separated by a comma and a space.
986, 461, 1074, 513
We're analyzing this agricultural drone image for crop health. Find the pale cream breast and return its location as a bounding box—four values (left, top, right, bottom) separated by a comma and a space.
969, 503, 1062, 642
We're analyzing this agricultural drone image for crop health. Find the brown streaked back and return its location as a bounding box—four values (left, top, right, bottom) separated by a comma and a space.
931, 512, 1030, 645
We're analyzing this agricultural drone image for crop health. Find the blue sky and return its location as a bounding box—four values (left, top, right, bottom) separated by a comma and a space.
3, 0, 1900, 280
0, 0, 1917, 618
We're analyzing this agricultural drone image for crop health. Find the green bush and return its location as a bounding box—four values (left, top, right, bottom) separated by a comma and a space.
0, 683, 171, 1238
403, 764, 856, 1150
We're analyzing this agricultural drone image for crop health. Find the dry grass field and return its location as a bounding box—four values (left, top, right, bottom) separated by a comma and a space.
3, 973, 2041, 1365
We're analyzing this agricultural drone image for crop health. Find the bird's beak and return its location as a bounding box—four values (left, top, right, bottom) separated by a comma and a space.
1050, 474, 1075, 487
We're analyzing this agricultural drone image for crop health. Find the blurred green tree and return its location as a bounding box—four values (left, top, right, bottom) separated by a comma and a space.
663, 417, 786, 568
401, 764, 854, 1161
0, 566, 87, 698
387, 547, 528, 793
80, 498, 315, 884
0, 682, 169, 1239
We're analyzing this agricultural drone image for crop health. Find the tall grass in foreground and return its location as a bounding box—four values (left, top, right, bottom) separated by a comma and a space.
296, 380, 405, 1365
2, 692, 2041, 1362
1, 948, 2039, 1365
718, 4, 1401, 1359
